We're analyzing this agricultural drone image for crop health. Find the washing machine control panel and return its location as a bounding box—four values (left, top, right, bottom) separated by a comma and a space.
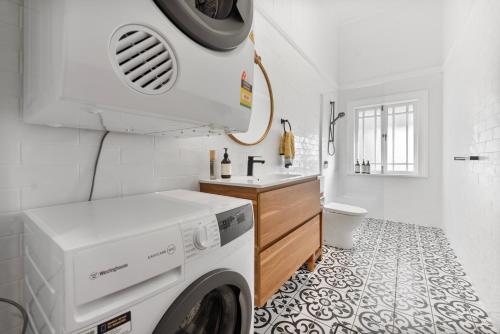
181, 216, 220, 262
215, 203, 253, 246
180, 203, 253, 261
193, 225, 210, 250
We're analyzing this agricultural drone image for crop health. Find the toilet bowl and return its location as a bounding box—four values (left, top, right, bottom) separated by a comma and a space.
323, 202, 368, 249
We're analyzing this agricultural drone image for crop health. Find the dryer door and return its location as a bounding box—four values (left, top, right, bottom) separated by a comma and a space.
153, 0, 253, 51
153, 269, 252, 334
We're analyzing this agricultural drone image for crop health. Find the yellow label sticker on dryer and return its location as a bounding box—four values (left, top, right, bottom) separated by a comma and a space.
240, 71, 253, 109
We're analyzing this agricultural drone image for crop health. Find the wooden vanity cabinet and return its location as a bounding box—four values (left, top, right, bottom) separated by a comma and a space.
200, 177, 322, 307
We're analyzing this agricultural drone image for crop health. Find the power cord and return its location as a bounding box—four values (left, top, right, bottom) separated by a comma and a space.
89, 131, 110, 201
0, 298, 28, 334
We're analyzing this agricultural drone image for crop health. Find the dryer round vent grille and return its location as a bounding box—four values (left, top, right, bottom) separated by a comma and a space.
110, 25, 178, 95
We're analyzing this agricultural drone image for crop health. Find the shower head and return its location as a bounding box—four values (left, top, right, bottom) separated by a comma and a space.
333, 112, 346, 123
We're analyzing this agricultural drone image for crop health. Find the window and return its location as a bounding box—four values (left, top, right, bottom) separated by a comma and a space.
350, 92, 428, 176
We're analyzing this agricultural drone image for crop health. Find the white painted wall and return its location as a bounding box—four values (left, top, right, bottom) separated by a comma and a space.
256, 0, 339, 87
333, 74, 443, 227
329, 0, 444, 227
0, 1, 334, 331
338, 0, 443, 86
320, 91, 339, 200
442, 0, 500, 326
442, 0, 476, 58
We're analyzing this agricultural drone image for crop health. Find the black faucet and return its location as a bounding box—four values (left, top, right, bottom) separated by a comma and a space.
247, 156, 265, 176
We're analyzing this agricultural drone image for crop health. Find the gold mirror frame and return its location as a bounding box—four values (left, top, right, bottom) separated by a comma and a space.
228, 51, 274, 146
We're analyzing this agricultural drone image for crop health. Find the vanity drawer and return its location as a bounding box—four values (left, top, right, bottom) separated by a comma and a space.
257, 215, 320, 305
258, 180, 320, 248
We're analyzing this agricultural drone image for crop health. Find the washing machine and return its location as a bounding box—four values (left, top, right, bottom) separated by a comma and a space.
23, 190, 254, 334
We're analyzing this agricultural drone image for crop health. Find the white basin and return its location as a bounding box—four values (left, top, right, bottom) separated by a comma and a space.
258, 173, 303, 181
200, 173, 318, 188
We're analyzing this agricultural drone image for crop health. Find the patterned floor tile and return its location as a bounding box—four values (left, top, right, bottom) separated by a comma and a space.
296, 284, 359, 328
331, 323, 358, 334
266, 268, 312, 307
285, 286, 325, 320
392, 311, 435, 334
253, 219, 498, 334
368, 261, 398, 282
266, 307, 333, 334
395, 282, 434, 323
351, 307, 396, 333
433, 299, 496, 334
315, 265, 365, 290
424, 257, 466, 278
254, 304, 283, 334
321, 248, 372, 269
360, 280, 396, 311
427, 275, 479, 303
398, 263, 426, 284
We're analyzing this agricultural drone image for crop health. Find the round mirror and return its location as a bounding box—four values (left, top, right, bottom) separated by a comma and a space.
229, 52, 274, 146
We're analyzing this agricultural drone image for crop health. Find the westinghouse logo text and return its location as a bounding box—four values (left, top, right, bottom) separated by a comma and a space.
89, 264, 128, 280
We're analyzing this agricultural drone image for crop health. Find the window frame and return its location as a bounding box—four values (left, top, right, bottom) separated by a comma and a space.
346, 91, 429, 177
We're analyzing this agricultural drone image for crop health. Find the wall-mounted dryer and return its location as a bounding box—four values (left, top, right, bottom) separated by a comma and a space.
23, 0, 254, 137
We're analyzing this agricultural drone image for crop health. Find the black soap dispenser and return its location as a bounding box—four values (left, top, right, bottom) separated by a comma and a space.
221, 148, 232, 179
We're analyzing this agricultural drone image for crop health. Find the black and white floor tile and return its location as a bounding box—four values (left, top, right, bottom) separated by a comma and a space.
254, 218, 498, 334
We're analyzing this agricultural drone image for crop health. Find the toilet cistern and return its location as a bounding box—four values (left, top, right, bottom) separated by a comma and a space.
247, 156, 265, 176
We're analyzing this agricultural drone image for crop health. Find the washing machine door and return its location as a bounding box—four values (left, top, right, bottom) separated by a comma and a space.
153, 269, 252, 334
153, 0, 253, 51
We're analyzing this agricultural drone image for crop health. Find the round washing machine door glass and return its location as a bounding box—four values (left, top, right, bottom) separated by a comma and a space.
153, 269, 252, 334
153, 0, 253, 51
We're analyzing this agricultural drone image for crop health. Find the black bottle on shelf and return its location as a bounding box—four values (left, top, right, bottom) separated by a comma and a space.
355, 160, 360, 173
221, 148, 232, 179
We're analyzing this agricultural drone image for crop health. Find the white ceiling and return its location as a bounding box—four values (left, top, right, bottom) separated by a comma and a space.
254, 0, 444, 84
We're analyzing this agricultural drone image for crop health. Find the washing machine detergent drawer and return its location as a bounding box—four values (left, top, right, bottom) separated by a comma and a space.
73, 226, 184, 306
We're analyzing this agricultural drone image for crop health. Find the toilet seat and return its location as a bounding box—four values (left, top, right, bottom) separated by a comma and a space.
324, 202, 367, 217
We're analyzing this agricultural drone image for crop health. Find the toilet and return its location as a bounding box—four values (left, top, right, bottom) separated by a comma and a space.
323, 202, 368, 249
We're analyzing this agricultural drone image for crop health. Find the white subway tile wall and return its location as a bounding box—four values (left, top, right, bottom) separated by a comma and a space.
442, 0, 500, 327
0, 1, 329, 332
